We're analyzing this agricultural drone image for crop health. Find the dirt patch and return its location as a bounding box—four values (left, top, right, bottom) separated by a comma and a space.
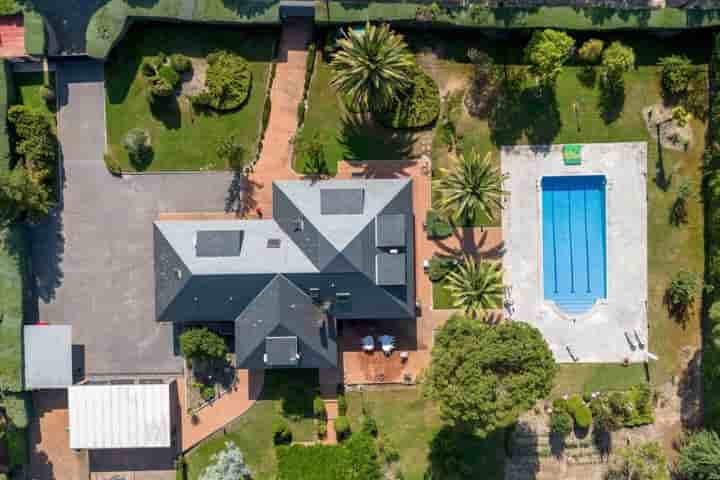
642, 103, 694, 152
180, 57, 208, 97
416, 50, 470, 97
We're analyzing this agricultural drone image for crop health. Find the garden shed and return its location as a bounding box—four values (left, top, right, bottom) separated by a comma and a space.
23, 325, 72, 389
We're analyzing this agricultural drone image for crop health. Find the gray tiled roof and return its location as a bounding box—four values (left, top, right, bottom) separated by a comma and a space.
154, 179, 415, 368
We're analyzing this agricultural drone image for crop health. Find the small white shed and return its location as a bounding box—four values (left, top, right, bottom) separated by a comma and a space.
23, 325, 72, 389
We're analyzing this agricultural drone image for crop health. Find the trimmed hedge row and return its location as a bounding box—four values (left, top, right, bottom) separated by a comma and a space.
0, 60, 14, 172
316, 3, 720, 30
703, 33, 720, 430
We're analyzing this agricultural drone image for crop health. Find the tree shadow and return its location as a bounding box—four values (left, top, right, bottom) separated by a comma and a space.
522, 87, 562, 146
425, 426, 507, 480
27, 211, 64, 304
149, 95, 181, 130
225, 173, 260, 218
577, 67, 597, 88
598, 82, 626, 125
592, 428, 612, 460
654, 131, 672, 192
678, 349, 702, 429
338, 114, 414, 162
129, 147, 154, 171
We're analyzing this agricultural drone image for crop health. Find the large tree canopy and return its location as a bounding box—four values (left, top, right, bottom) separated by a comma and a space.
524, 29, 575, 86
424, 315, 556, 435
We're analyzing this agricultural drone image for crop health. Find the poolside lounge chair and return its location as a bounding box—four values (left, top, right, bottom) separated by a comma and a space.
566, 345, 579, 362
361, 336, 374, 352
624, 331, 637, 350
633, 329, 645, 349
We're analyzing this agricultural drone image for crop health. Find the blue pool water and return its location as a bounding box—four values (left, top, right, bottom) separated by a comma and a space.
542, 175, 607, 314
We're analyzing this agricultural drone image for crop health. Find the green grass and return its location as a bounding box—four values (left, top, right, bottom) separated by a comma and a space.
346, 388, 505, 480
14, 72, 56, 116
432, 280, 454, 310
0, 226, 26, 392
105, 23, 276, 171
23, 10, 46, 57
185, 370, 319, 480
552, 364, 648, 396
297, 58, 418, 174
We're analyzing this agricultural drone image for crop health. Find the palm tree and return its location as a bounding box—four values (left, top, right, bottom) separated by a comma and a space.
445, 255, 504, 319
330, 23, 416, 114
433, 151, 507, 225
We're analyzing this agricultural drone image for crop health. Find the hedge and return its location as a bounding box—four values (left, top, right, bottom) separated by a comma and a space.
316, 3, 720, 30
85, 0, 281, 59
0, 60, 14, 172
703, 33, 720, 430
23, 10, 46, 57
376, 65, 440, 129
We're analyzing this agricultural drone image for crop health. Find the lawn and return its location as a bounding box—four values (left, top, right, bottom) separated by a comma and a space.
13, 71, 56, 116
296, 54, 421, 174
432, 280, 453, 310
0, 226, 27, 392
412, 29, 707, 390
105, 23, 276, 171
185, 369, 319, 480
346, 388, 505, 480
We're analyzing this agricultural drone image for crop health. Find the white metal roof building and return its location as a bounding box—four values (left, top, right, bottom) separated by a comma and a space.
24, 325, 73, 389
68, 383, 171, 449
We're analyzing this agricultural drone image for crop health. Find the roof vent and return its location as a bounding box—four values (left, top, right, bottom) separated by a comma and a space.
294, 217, 304, 232
267, 238, 281, 248
174, 268, 183, 279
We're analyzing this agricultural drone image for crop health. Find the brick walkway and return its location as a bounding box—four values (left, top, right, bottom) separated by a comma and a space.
178, 369, 264, 451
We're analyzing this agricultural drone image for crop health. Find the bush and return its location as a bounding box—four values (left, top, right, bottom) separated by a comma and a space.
334, 415, 351, 440
149, 77, 174, 98
578, 39, 604, 64
710, 301, 720, 326
377, 435, 400, 464
316, 420, 327, 439
660, 55, 695, 95
601, 41, 635, 88
215, 134, 245, 170
295, 132, 327, 176
376, 65, 440, 129
566, 395, 592, 429
170, 53, 192, 73
337, 394, 347, 416
122, 128, 152, 163
201, 385, 215, 402
200, 441, 251, 480
179, 327, 227, 362
39, 85, 55, 104
8, 105, 57, 170
428, 255, 458, 282
426, 210, 453, 239
667, 269, 699, 316
158, 65, 181, 88
297, 101, 306, 125
677, 430, 720, 480
104, 153, 121, 176
201, 51, 252, 111
313, 396, 326, 420
361, 415, 378, 437
273, 419, 293, 445
549, 408, 573, 437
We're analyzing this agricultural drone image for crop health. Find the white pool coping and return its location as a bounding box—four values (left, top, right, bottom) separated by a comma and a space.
501, 142, 648, 363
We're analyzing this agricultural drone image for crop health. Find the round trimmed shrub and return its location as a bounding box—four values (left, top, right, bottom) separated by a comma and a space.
170, 53, 192, 73
334, 415, 351, 440
361, 415, 378, 437
567, 395, 593, 429
122, 128, 151, 161
426, 210, 453, 240
578, 39, 604, 64
202, 51, 252, 111
337, 394, 347, 416
158, 65, 180, 88
549, 409, 573, 437
376, 66, 440, 129
660, 54, 694, 95
273, 419, 292, 445
149, 77, 174, 98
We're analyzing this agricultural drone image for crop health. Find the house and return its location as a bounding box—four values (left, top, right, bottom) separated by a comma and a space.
154, 179, 415, 369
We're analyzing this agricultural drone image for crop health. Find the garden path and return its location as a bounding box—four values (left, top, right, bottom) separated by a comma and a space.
249, 19, 310, 210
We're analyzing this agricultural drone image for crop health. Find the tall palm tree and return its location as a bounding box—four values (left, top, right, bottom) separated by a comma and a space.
433, 151, 507, 225
445, 255, 504, 320
330, 23, 416, 114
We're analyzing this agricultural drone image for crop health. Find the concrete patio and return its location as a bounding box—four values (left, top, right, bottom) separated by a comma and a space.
501, 142, 648, 363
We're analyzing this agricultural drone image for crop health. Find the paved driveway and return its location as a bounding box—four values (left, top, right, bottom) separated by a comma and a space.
31, 60, 236, 377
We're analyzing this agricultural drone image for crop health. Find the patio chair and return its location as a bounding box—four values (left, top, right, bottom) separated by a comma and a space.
633, 329, 645, 349
624, 331, 637, 350
565, 345, 579, 362
361, 335, 374, 352
379, 335, 395, 356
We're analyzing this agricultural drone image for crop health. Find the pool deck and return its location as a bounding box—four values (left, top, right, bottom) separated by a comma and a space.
502, 142, 648, 363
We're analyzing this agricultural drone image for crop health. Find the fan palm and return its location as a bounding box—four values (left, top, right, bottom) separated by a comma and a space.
330, 23, 416, 113
445, 255, 505, 319
433, 151, 507, 225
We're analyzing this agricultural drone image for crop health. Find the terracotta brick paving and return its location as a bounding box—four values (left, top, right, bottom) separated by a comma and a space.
178, 369, 264, 451
0, 15, 25, 58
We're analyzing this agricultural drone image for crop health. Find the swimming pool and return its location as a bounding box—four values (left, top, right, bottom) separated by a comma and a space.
542, 175, 607, 314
